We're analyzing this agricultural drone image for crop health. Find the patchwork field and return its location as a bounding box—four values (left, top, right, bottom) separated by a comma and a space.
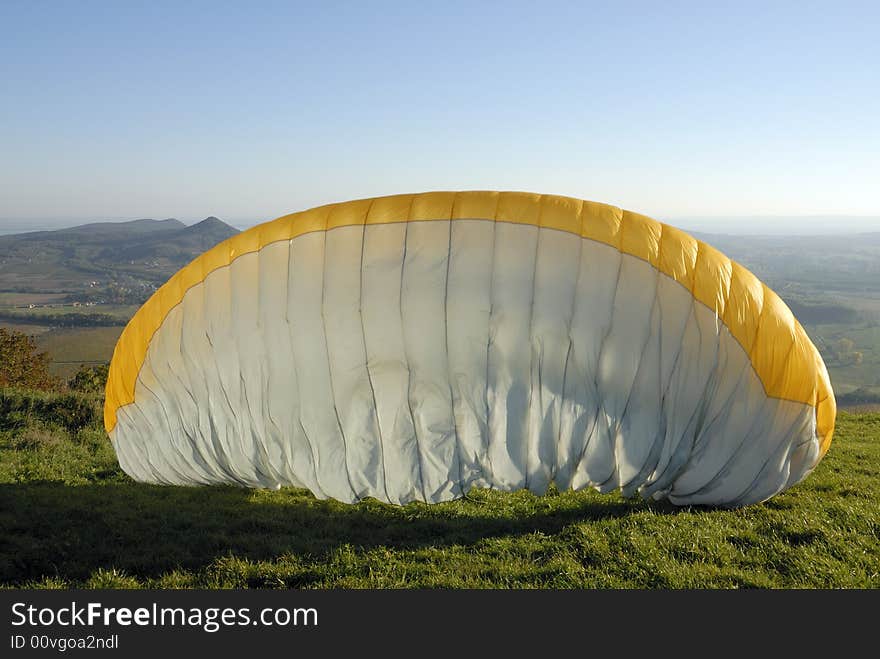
0, 292, 68, 306
34, 326, 123, 379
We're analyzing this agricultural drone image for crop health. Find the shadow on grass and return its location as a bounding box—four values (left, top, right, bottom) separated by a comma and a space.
0, 480, 676, 585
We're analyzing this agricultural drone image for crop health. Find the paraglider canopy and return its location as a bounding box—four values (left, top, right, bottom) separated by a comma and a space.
105, 191, 835, 507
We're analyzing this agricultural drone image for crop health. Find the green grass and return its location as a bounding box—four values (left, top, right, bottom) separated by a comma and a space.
0, 388, 878, 589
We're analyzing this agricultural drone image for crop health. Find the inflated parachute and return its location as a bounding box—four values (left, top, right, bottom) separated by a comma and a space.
104, 192, 835, 507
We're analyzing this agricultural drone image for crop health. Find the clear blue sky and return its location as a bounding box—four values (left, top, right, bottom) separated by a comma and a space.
1, 1, 878, 233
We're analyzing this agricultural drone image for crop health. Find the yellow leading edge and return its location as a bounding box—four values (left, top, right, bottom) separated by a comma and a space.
104, 191, 836, 456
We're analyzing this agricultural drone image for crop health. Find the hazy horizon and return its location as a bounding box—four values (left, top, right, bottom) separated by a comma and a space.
2, 212, 879, 238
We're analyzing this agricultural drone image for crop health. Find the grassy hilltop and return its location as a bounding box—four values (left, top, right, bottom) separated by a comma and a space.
1, 387, 877, 589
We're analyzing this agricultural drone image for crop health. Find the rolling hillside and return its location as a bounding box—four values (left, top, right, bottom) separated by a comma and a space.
0, 217, 240, 377
0, 217, 239, 298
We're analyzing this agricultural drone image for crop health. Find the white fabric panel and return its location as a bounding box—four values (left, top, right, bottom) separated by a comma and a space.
401, 220, 459, 501
134, 307, 193, 482
176, 275, 231, 483
322, 225, 385, 499
258, 240, 310, 491
734, 407, 814, 506
446, 220, 494, 490
643, 282, 721, 498
361, 222, 420, 504
288, 232, 354, 501
115, 396, 169, 483
637, 275, 697, 498
527, 228, 581, 493
555, 241, 600, 490
111, 222, 824, 508
599, 257, 659, 493
654, 322, 755, 500
683, 390, 806, 506
784, 431, 820, 491
202, 266, 260, 485
230, 252, 281, 486
137, 309, 214, 485
567, 242, 622, 491
486, 222, 539, 490
671, 388, 775, 506
617, 289, 664, 498
147, 303, 222, 484
168, 287, 230, 483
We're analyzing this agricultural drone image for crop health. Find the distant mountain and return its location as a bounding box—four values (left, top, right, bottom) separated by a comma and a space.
105, 217, 241, 264
0, 217, 239, 298
34, 218, 187, 237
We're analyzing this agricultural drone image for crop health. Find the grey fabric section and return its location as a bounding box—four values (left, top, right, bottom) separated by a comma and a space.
400, 221, 460, 501
568, 238, 622, 492
323, 225, 386, 500
258, 241, 311, 491
361, 222, 417, 504
111, 221, 822, 507
446, 221, 494, 490
528, 227, 581, 493
288, 232, 354, 501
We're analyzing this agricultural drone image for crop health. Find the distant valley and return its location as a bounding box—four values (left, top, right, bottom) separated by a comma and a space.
0, 220, 878, 405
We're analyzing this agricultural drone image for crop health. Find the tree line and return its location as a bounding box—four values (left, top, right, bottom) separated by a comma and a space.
0, 310, 126, 327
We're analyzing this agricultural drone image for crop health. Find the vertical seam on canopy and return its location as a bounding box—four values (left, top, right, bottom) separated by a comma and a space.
484, 200, 499, 488
137, 375, 200, 485
399, 204, 428, 502
319, 227, 358, 501
688, 382, 777, 501
523, 197, 543, 489
204, 299, 253, 485
443, 212, 464, 497
615, 229, 661, 493
283, 238, 325, 498
729, 400, 807, 507
674, 240, 712, 482
556, 199, 585, 483
358, 198, 394, 503
578, 208, 624, 488
693, 258, 732, 458
648, 230, 670, 491
168, 298, 210, 478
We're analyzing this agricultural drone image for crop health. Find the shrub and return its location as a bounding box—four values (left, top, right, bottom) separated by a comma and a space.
50, 393, 102, 433
0, 388, 102, 433
0, 328, 58, 390
68, 364, 109, 394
